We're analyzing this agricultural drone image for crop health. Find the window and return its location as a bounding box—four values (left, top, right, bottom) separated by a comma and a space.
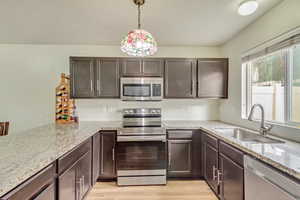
242, 36, 300, 126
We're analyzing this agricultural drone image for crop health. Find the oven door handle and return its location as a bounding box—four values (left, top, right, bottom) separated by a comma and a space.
117, 136, 166, 142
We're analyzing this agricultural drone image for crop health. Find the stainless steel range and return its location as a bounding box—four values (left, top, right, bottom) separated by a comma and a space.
116, 108, 167, 186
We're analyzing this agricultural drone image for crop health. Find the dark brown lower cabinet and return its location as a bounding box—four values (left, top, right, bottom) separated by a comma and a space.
59, 151, 92, 200
167, 130, 202, 178
0, 164, 56, 200
219, 154, 244, 200
203, 132, 244, 200
204, 143, 219, 194
92, 132, 101, 185
99, 131, 116, 180
168, 139, 193, 177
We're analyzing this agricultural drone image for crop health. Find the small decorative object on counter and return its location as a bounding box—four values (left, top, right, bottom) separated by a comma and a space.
0, 122, 9, 136
55, 73, 77, 124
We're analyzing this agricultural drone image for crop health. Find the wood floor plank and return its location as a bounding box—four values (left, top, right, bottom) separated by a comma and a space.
86, 180, 218, 200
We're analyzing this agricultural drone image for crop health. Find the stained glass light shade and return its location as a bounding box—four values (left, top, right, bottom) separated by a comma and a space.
121, 29, 157, 57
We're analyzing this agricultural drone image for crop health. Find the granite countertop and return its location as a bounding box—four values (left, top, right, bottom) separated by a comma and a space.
164, 120, 300, 181
0, 121, 122, 197
0, 120, 299, 197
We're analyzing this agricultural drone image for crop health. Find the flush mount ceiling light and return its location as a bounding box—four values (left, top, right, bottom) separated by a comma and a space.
238, 0, 259, 16
121, 0, 157, 57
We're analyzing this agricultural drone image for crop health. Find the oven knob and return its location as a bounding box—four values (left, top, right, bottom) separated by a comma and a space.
129, 110, 134, 114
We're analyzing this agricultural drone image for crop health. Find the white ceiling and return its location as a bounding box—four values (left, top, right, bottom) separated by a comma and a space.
0, 0, 283, 46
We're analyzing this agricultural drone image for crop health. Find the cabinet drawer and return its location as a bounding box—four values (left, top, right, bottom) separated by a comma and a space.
168, 130, 194, 139
58, 138, 92, 174
1, 164, 56, 200
204, 133, 218, 149
219, 141, 244, 166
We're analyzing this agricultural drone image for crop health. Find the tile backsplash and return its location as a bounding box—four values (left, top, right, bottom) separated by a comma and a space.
76, 99, 220, 121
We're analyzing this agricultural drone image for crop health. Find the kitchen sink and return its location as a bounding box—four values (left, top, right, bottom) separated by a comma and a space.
214, 128, 285, 144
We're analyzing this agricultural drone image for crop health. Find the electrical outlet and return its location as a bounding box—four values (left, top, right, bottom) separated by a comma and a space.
0, 122, 9, 136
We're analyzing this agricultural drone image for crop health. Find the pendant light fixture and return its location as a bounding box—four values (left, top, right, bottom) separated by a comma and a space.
121, 0, 157, 57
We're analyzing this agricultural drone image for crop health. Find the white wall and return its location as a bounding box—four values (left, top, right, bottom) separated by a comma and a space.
77, 99, 220, 122
220, 0, 300, 142
0, 44, 221, 133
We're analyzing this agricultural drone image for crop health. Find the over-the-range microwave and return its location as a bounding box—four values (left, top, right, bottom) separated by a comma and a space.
120, 77, 163, 101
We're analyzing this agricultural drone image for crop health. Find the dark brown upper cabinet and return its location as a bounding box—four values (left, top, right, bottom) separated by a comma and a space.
164, 59, 197, 98
142, 58, 164, 77
70, 57, 95, 98
197, 58, 228, 98
121, 58, 163, 77
70, 57, 120, 98
95, 58, 120, 98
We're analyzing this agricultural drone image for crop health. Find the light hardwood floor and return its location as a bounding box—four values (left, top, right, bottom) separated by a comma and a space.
86, 180, 218, 200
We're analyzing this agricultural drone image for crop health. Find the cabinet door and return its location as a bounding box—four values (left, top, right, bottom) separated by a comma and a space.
197, 58, 228, 98
58, 164, 77, 200
70, 57, 95, 98
192, 132, 202, 178
99, 131, 116, 179
219, 154, 244, 200
33, 183, 55, 200
95, 58, 120, 98
142, 58, 164, 77
92, 133, 100, 185
168, 140, 193, 177
165, 59, 197, 98
204, 143, 219, 194
77, 151, 92, 200
121, 58, 142, 77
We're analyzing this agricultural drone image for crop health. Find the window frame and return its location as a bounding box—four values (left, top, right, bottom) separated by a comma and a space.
242, 46, 300, 127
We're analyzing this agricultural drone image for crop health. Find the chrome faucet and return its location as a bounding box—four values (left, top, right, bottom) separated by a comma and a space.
248, 104, 273, 136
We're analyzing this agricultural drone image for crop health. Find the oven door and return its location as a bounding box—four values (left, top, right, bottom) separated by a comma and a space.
116, 135, 167, 174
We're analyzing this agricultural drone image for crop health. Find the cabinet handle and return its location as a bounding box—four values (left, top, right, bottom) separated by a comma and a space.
168, 147, 171, 169
213, 166, 217, 181
82, 175, 85, 194
217, 170, 222, 185
76, 178, 81, 200
90, 80, 93, 92
97, 80, 100, 93
101, 138, 104, 175
112, 148, 115, 161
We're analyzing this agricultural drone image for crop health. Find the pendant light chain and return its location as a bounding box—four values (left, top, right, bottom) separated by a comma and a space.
138, 4, 141, 29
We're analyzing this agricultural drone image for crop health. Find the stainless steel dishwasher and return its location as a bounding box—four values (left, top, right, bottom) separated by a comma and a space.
244, 156, 300, 200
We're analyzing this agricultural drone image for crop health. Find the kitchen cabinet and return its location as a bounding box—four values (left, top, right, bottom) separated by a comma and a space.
58, 138, 92, 200
219, 141, 244, 200
164, 59, 197, 98
99, 131, 116, 180
121, 58, 163, 77
59, 151, 91, 200
0, 164, 56, 200
204, 141, 219, 194
95, 58, 120, 98
168, 139, 193, 177
92, 132, 101, 185
197, 58, 228, 98
70, 57, 120, 98
219, 154, 244, 200
70, 57, 95, 98
167, 130, 202, 178
203, 132, 244, 200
